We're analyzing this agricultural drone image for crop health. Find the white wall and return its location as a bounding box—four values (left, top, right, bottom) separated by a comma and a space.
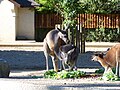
0, 0, 16, 42
17, 8, 35, 40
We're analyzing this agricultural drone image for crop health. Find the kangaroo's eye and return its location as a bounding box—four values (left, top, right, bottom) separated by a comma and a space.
63, 35, 67, 38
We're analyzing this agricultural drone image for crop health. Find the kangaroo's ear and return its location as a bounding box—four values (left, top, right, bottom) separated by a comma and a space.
57, 28, 64, 33
94, 53, 99, 56
99, 53, 104, 58
64, 23, 70, 31
57, 28, 62, 32
57, 28, 67, 34
67, 48, 75, 54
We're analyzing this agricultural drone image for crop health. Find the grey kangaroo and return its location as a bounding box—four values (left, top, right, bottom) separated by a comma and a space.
43, 27, 69, 72
56, 44, 79, 70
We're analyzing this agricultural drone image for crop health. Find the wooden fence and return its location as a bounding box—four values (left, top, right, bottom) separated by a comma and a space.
78, 14, 120, 28
35, 13, 62, 29
35, 13, 120, 29
35, 13, 120, 53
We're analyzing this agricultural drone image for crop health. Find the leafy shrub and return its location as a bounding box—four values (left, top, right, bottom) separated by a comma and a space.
86, 27, 120, 42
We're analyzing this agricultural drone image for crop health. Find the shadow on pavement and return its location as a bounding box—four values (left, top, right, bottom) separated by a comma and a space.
0, 50, 102, 70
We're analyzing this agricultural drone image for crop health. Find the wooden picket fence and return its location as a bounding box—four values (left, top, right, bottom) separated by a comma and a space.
35, 13, 120, 29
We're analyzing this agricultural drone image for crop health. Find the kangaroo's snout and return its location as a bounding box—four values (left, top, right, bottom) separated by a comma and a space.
91, 55, 97, 61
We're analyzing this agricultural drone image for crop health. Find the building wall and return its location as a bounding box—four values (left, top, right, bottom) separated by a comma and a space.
0, 0, 16, 42
16, 8, 35, 40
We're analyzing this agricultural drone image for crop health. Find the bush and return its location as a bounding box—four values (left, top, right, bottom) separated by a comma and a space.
86, 27, 120, 42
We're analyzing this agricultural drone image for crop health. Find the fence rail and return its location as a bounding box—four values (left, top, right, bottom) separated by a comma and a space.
35, 13, 120, 29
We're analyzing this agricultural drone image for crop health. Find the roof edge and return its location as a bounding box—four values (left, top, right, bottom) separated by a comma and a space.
28, 0, 40, 6
9, 0, 21, 8
9, 0, 40, 8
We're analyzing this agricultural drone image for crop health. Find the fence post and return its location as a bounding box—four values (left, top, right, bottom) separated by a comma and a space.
76, 25, 80, 53
117, 27, 120, 42
80, 25, 85, 53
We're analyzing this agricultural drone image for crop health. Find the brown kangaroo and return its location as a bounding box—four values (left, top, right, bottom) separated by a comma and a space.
92, 44, 120, 77
43, 27, 69, 72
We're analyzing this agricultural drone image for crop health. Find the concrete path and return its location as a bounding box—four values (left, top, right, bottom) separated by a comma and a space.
1, 78, 120, 90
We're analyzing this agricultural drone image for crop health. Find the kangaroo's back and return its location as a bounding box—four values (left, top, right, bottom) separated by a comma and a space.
105, 44, 120, 67
105, 47, 116, 67
45, 29, 59, 51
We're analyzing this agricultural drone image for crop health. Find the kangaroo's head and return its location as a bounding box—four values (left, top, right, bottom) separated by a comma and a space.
57, 28, 69, 44
65, 47, 79, 70
92, 53, 104, 61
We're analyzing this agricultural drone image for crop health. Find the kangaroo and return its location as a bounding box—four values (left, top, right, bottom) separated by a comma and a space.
55, 44, 79, 71
43, 26, 69, 72
92, 44, 120, 77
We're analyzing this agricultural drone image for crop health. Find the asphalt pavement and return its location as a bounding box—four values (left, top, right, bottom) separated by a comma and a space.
0, 50, 101, 70
0, 47, 119, 90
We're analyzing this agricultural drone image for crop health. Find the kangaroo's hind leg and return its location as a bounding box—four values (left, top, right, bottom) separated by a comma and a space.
116, 49, 120, 77
43, 39, 50, 71
51, 56, 59, 72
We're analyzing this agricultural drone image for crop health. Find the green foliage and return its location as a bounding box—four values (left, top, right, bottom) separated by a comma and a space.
95, 68, 120, 81
86, 28, 120, 42
35, 0, 120, 14
79, 0, 120, 14
44, 70, 57, 79
35, 0, 80, 29
102, 72, 118, 81
35, 0, 54, 12
44, 70, 86, 79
